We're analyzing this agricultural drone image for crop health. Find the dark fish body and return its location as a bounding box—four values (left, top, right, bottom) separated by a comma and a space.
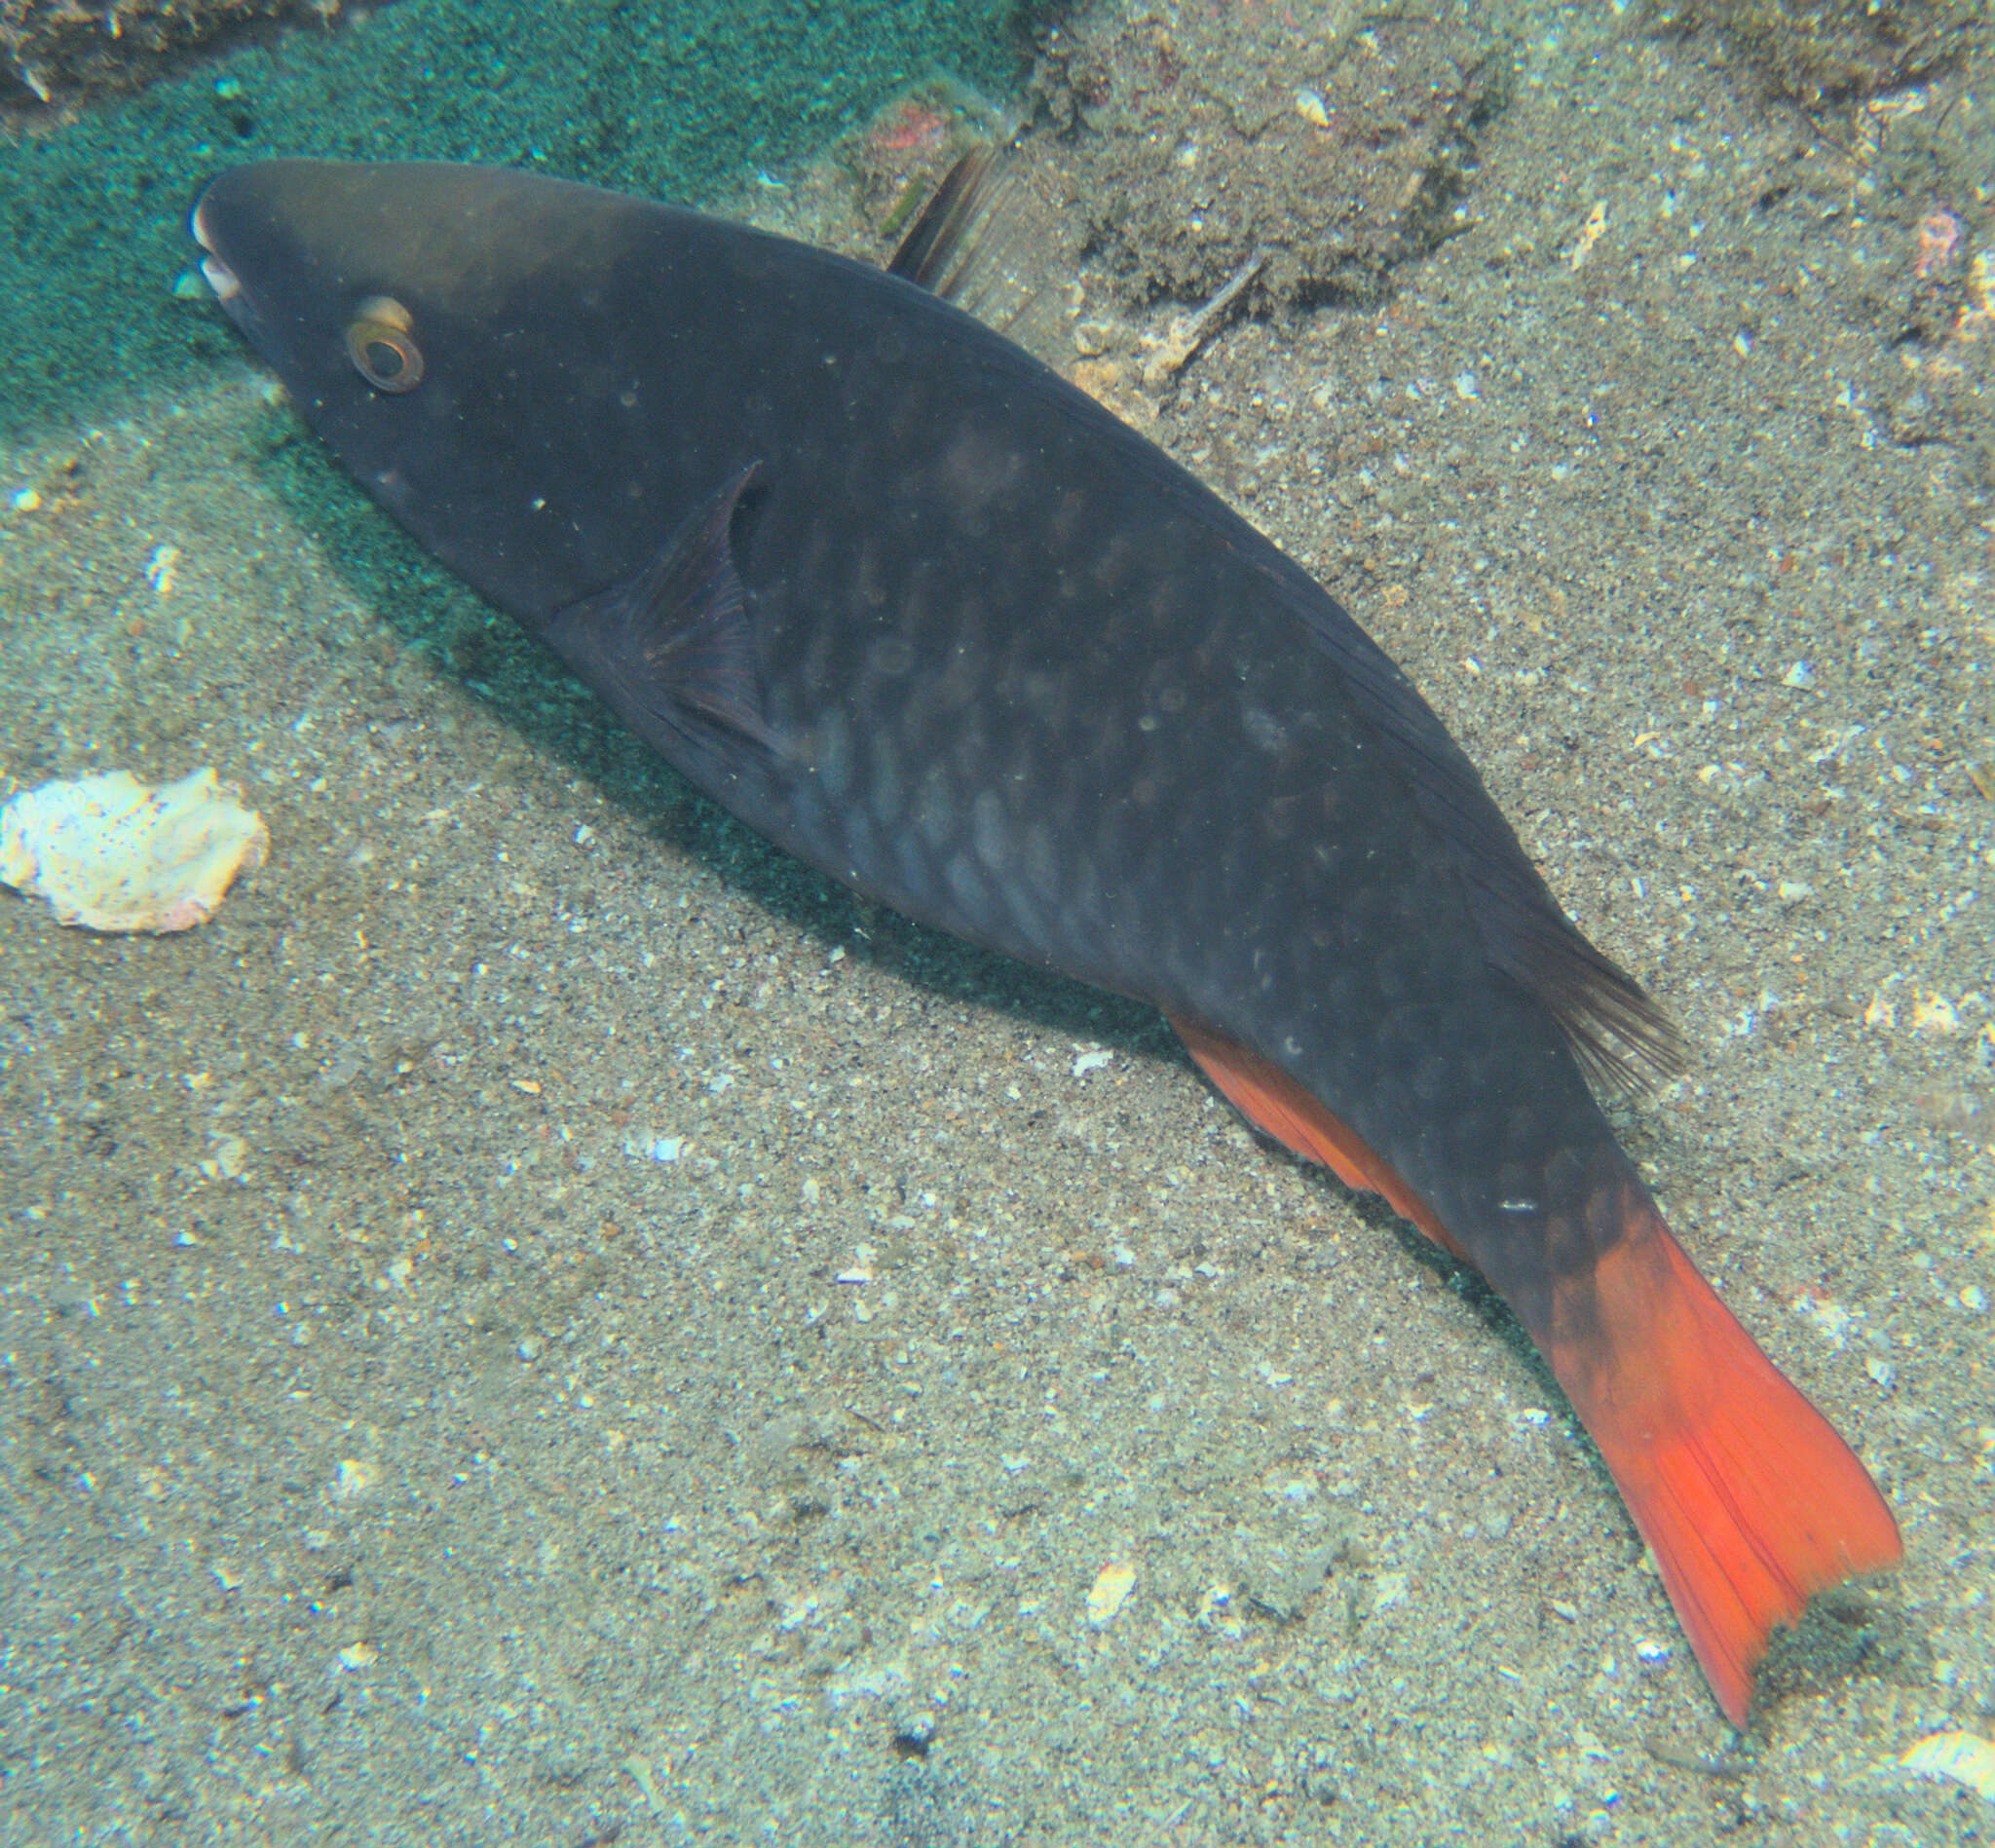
192, 161, 1899, 1720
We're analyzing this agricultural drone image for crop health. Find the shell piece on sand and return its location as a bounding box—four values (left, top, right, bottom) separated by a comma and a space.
1086, 1558, 1137, 1628
0, 768, 268, 933
1900, 1731, 1995, 1799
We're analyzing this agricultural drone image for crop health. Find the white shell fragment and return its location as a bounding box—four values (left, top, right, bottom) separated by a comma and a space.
1086, 1558, 1137, 1628
0, 768, 267, 932
1900, 1731, 1995, 1799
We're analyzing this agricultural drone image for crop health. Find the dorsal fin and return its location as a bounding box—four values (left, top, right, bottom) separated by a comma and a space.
887, 145, 1008, 298
884, 146, 1074, 363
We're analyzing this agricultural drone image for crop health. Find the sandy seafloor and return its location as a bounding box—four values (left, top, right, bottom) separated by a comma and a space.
4, 1, 1995, 1843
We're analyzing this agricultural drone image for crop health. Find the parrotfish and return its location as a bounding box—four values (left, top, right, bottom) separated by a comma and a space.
191, 158, 1901, 1721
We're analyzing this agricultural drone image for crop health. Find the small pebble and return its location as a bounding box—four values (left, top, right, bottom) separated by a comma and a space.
1087, 1558, 1136, 1627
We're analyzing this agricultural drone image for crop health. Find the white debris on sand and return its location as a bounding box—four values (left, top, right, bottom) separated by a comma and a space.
0, 767, 267, 932
1899, 1731, 1995, 1800
1086, 1558, 1136, 1628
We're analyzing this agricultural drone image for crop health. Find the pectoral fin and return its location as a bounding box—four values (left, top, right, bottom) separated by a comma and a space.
541, 463, 779, 763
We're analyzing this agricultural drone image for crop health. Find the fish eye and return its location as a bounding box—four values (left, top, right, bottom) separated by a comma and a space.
344, 295, 425, 394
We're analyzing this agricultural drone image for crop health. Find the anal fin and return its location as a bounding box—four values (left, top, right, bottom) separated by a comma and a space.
1168, 1014, 1464, 1260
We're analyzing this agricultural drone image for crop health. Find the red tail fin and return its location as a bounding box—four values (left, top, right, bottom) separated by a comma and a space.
1167, 1015, 1902, 1723
1550, 1205, 1901, 1724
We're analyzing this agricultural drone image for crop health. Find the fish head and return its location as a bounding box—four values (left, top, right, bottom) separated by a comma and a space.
190, 159, 721, 622
193, 159, 558, 463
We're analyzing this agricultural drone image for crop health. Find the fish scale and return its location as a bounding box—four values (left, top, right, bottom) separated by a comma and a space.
191, 158, 1901, 1722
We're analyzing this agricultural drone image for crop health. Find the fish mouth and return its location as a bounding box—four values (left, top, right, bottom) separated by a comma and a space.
190, 191, 242, 303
